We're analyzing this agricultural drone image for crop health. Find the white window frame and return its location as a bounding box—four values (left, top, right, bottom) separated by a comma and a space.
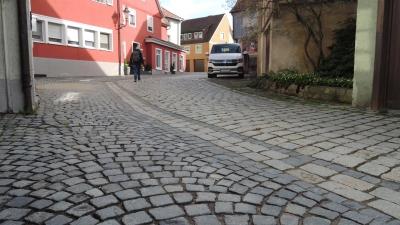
194, 32, 198, 39
183, 34, 187, 40
147, 15, 154, 32
180, 34, 183, 40
195, 45, 202, 54
48, 22, 63, 44
32, 20, 44, 42
128, 8, 136, 27
165, 51, 170, 72
188, 33, 192, 40
183, 46, 190, 54
32, 14, 113, 52
156, 48, 162, 70
179, 55, 184, 72
220, 32, 225, 40
84, 29, 96, 48
172, 53, 177, 71
198, 32, 203, 38
93, 0, 113, 5
67, 26, 80, 46
100, 32, 112, 50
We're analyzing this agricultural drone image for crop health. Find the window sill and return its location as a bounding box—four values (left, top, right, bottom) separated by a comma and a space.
68, 44, 81, 48
100, 48, 112, 51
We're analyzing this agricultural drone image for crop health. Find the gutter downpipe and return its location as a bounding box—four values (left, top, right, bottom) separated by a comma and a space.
117, 0, 121, 76
17, 0, 33, 110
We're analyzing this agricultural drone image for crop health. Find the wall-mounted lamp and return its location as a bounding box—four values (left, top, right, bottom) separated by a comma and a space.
118, 7, 130, 29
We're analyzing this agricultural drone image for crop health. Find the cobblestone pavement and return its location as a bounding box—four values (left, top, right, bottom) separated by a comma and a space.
0, 74, 400, 225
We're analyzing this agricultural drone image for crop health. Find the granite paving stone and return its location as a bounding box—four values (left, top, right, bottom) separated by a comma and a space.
234, 203, 257, 214
303, 216, 331, 225
224, 215, 249, 225
184, 204, 211, 216
149, 205, 185, 220
66, 203, 95, 217
123, 198, 151, 212
150, 195, 174, 207
121, 211, 153, 225
45, 215, 73, 225
194, 215, 221, 225
95, 206, 125, 220
252, 215, 277, 225
24, 212, 54, 224
261, 204, 282, 217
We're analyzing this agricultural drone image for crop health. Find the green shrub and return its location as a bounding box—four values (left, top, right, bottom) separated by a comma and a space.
252, 71, 353, 89
318, 18, 356, 79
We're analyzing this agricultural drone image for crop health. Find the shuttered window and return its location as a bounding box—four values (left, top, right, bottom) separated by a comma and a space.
67, 27, 80, 45
147, 16, 153, 32
129, 13, 136, 26
32, 20, 43, 42
198, 32, 203, 38
106, 0, 113, 5
48, 22, 62, 43
85, 30, 95, 47
100, 33, 110, 50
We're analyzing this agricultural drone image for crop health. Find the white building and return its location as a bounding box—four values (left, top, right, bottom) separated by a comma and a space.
162, 8, 184, 46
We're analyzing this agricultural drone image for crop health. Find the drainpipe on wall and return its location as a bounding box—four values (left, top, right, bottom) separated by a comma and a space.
17, 0, 33, 110
117, 0, 121, 76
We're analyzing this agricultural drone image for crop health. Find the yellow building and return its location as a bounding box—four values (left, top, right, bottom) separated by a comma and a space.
181, 14, 233, 72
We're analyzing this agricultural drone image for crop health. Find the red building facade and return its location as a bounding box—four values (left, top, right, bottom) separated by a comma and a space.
31, 0, 185, 77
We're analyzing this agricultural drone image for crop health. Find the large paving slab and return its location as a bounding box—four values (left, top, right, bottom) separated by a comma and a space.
0, 75, 399, 224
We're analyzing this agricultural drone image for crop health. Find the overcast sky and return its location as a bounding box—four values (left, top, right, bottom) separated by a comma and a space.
158, 0, 233, 26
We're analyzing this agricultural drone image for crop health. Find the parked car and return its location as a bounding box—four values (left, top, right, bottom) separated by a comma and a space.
206, 43, 247, 78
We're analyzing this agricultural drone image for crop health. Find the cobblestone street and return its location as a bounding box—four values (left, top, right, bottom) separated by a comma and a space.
1, 74, 400, 225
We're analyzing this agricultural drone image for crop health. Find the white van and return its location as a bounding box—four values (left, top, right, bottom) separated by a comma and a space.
206, 43, 246, 79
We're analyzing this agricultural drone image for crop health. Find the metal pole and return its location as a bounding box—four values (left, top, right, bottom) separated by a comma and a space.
117, 0, 121, 75
17, 0, 33, 110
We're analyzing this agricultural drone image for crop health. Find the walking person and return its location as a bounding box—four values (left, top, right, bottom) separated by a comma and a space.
129, 44, 144, 82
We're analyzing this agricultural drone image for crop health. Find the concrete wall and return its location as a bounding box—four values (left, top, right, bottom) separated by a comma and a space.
352, 0, 379, 109
0, 0, 35, 113
268, 3, 357, 73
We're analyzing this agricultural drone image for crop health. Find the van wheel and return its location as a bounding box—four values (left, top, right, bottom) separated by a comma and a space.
238, 73, 244, 79
208, 73, 214, 78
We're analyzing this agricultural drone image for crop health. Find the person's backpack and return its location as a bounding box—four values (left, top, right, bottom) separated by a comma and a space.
131, 50, 140, 63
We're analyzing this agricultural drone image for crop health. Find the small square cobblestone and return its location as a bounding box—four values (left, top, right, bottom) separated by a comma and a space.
185, 204, 211, 216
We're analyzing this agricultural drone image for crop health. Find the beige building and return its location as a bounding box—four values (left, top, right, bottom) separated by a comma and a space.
181, 14, 233, 72
257, 1, 357, 75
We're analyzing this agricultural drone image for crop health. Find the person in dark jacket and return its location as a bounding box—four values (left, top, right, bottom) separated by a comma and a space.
129, 44, 144, 82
